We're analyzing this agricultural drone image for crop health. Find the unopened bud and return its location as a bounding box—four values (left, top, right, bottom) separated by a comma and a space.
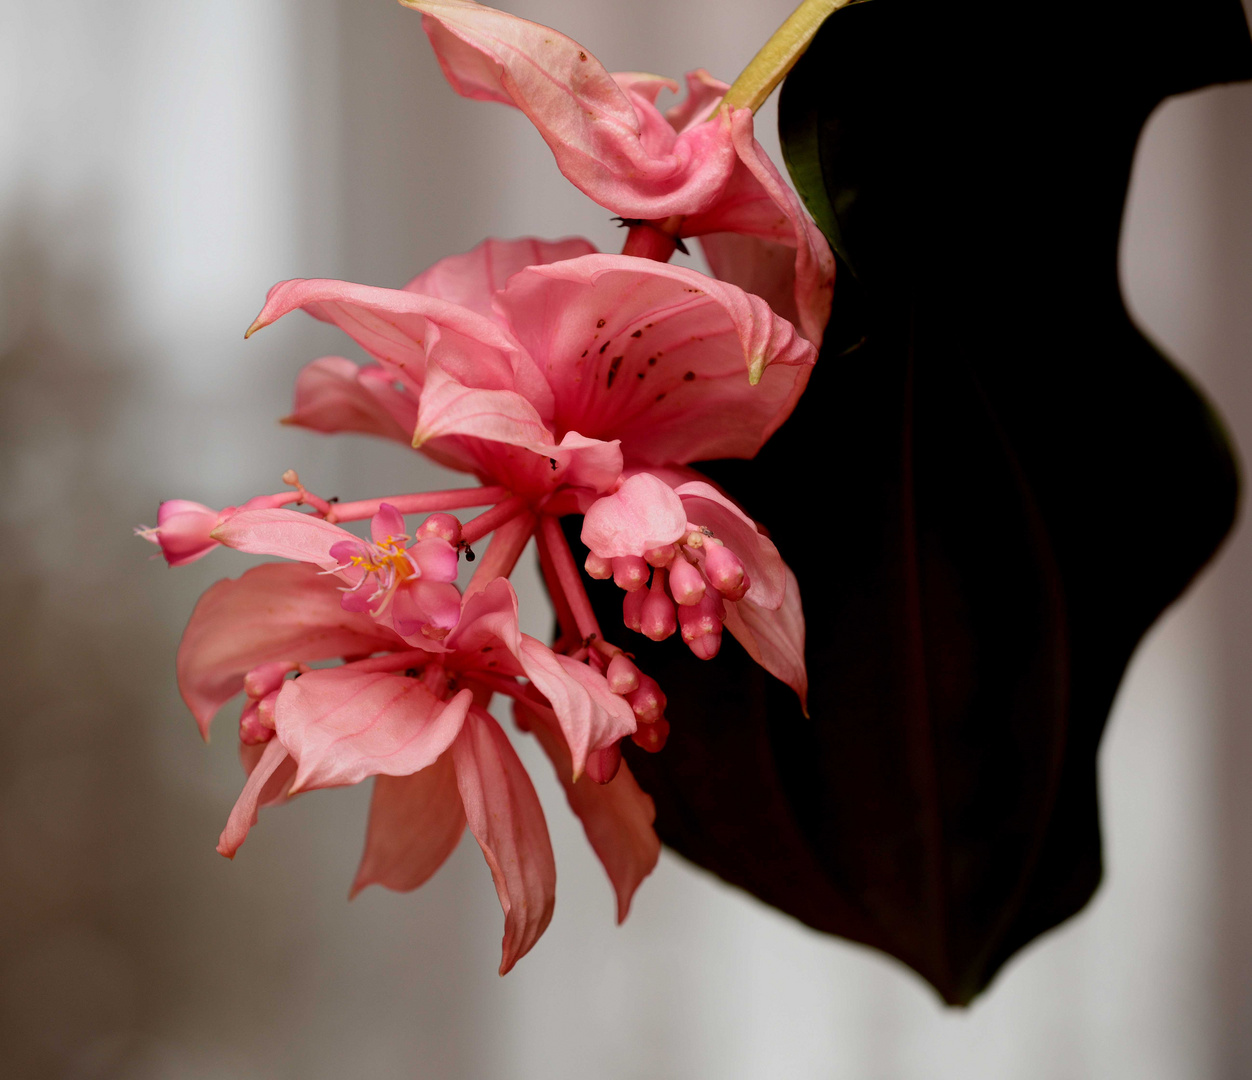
585, 551, 613, 579
244, 660, 297, 700
678, 592, 724, 660
239, 700, 275, 746
622, 587, 646, 633
612, 555, 650, 592
640, 572, 677, 641
703, 542, 748, 600
626, 675, 667, 724
644, 544, 676, 568
630, 716, 669, 753
585, 742, 622, 784
668, 555, 706, 606
415, 512, 461, 546
606, 654, 641, 695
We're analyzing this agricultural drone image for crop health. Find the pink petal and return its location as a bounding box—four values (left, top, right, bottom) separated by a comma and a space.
494, 254, 816, 466
413, 360, 554, 451
275, 670, 473, 792
408, 537, 460, 583
392, 580, 463, 642
151, 500, 223, 566
177, 563, 396, 739
211, 507, 355, 571
516, 636, 636, 777
451, 706, 556, 975
674, 479, 787, 609
351, 756, 467, 896
549, 431, 623, 495
685, 110, 835, 347
580, 472, 687, 559
520, 696, 659, 923
217, 739, 294, 857
663, 69, 728, 132
284, 356, 415, 443
722, 567, 808, 710
371, 503, 408, 544
404, 235, 597, 317
408, 0, 738, 219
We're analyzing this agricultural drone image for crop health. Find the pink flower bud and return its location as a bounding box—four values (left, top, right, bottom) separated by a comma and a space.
239, 700, 275, 746
243, 660, 298, 700
703, 541, 748, 600
668, 555, 706, 606
585, 742, 622, 784
256, 689, 281, 730
612, 555, 649, 592
630, 716, 669, 753
644, 544, 676, 568
626, 675, 666, 724
622, 586, 646, 633
585, 551, 613, 579
606, 653, 641, 695
145, 499, 230, 566
414, 512, 462, 546
640, 572, 677, 641
678, 592, 724, 660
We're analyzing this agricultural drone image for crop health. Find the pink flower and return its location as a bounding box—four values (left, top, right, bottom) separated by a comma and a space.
403, 0, 834, 344
179, 562, 657, 972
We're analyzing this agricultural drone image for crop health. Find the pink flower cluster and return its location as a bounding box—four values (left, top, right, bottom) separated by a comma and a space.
143, 0, 832, 973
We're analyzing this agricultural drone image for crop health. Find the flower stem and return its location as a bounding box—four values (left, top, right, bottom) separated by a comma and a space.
461, 495, 530, 546
465, 511, 536, 595
329, 486, 510, 524
722, 0, 849, 114
538, 515, 602, 643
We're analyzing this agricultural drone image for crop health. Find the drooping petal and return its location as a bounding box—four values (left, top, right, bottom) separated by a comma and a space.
275, 670, 473, 792
721, 568, 808, 710
211, 508, 351, 571
406, 0, 738, 219
516, 636, 636, 777
412, 360, 554, 451
446, 576, 524, 657
551, 431, 624, 495
674, 479, 787, 609
663, 69, 727, 133
518, 695, 659, 923
217, 739, 294, 858
451, 706, 556, 975
351, 755, 467, 896
581, 472, 688, 559
283, 356, 415, 443
404, 235, 597, 317
685, 110, 835, 347
495, 254, 816, 466
177, 563, 397, 739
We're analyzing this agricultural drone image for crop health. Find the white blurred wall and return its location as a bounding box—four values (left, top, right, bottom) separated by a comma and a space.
1, 2, 1250, 1077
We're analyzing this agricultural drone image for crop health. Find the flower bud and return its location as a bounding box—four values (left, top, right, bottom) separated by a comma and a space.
585, 742, 622, 784
243, 660, 298, 700
630, 716, 669, 753
678, 592, 724, 660
640, 572, 677, 641
585, 551, 613, 579
668, 555, 706, 606
239, 700, 275, 746
612, 555, 649, 592
622, 587, 646, 633
414, 512, 461, 546
626, 675, 666, 724
703, 541, 748, 600
606, 654, 641, 695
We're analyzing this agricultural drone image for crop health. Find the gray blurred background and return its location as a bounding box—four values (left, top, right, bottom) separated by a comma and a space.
1, 1, 1250, 1077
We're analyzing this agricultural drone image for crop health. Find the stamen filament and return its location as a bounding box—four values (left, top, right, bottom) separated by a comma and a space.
329, 486, 511, 524
461, 495, 530, 546
721, 0, 849, 113
538, 515, 602, 643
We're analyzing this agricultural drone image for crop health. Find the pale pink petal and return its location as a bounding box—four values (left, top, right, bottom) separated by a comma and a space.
404, 235, 597, 317
392, 580, 463, 642
283, 356, 414, 443
551, 431, 623, 495
413, 360, 553, 451
516, 636, 636, 777
151, 500, 224, 566
371, 503, 408, 544
698, 233, 805, 338
211, 508, 351, 571
408, 537, 460, 583
685, 110, 835, 346
722, 568, 808, 710
664, 69, 728, 133
451, 706, 556, 975
407, 0, 738, 218
445, 577, 524, 659
581, 472, 687, 559
351, 756, 467, 896
275, 670, 472, 792
495, 254, 816, 466
217, 739, 293, 857
520, 696, 659, 923
674, 479, 787, 609
177, 563, 396, 738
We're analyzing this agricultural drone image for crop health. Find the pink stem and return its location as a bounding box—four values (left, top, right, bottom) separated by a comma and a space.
329, 485, 510, 524
464, 511, 537, 597
535, 524, 580, 649
460, 494, 530, 545
620, 215, 684, 262
538, 515, 602, 643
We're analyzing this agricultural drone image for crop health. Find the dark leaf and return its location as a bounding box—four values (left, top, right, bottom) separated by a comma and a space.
578, 0, 1251, 1004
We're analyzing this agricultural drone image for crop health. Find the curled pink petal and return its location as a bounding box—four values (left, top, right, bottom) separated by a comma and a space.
722, 567, 808, 711
275, 670, 473, 792
408, 0, 738, 219
217, 739, 295, 858
371, 503, 408, 545
581, 472, 687, 559
283, 356, 415, 443
392, 580, 463, 642
451, 706, 556, 975
351, 756, 467, 897
177, 563, 395, 739
413, 360, 554, 451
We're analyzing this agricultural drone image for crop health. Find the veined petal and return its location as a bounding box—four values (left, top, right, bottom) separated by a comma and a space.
446, 577, 524, 656
217, 739, 294, 858
283, 356, 415, 443
495, 254, 816, 466
581, 472, 687, 559
211, 508, 352, 571
177, 563, 396, 739
406, 0, 737, 219
404, 235, 597, 318
516, 636, 636, 777
413, 360, 554, 450
275, 670, 473, 792
351, 756, 467, 897
519, 695, 659, 923
550, 431, 623, 495
392, 580, 463, 643
452, 706, 556, 975
722, 568, 808, 710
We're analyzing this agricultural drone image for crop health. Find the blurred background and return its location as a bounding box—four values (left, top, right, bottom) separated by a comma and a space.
1, 1, 1250, 1077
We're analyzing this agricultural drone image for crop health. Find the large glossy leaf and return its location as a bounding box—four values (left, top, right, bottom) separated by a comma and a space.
575, 0, 1251, 1004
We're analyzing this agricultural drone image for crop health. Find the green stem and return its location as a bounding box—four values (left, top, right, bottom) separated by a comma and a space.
721, 0, 849, 113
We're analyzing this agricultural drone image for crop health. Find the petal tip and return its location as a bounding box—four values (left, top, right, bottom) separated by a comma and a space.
243, 316, 267, 339
747, 355, 765, 386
